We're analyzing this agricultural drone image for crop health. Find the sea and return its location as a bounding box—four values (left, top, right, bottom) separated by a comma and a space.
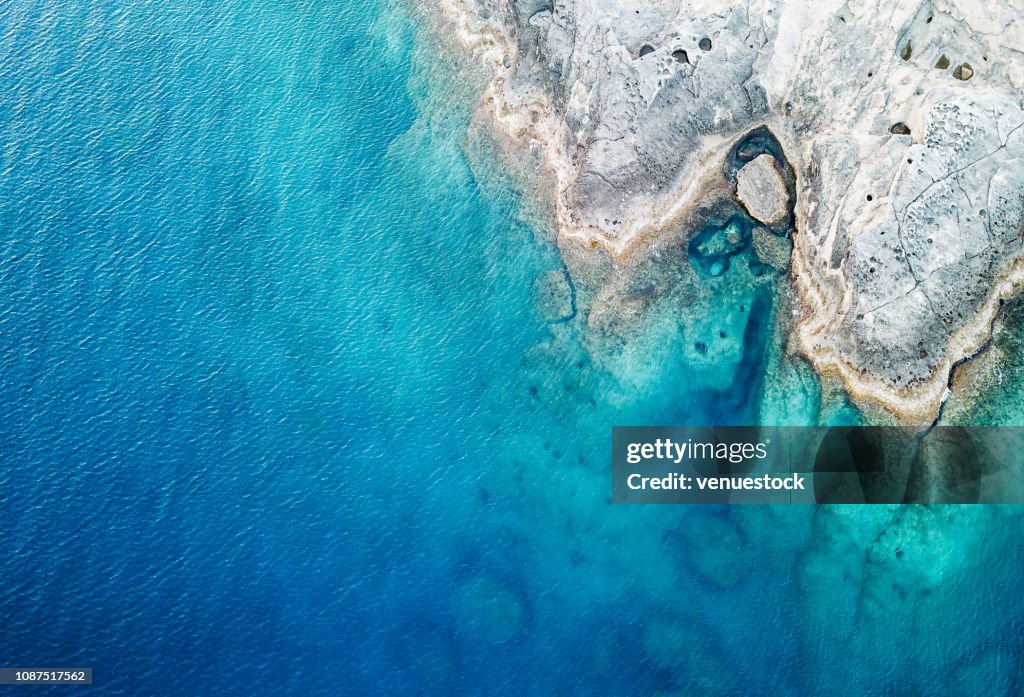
1, 1, 1023, 694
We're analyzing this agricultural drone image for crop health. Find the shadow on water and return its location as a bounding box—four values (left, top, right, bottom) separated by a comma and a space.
697, 289, 773, 425
676, 124, 801, 425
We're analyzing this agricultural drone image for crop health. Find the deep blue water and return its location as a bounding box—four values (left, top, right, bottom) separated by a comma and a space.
2, 2, 1024, 695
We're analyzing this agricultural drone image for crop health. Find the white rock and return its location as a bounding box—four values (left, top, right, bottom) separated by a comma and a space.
736, 154, 789, 225
440, 0, 1024, 421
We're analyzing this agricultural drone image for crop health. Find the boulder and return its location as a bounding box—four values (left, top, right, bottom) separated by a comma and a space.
736, 154, 789, 226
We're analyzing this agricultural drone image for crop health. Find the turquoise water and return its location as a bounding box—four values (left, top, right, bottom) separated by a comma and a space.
0, 1, 1023, 694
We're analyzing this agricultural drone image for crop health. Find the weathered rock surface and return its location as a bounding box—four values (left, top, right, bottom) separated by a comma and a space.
736, 154, 789, 225
752, 226, 792, 272
439, 0, 1024, 421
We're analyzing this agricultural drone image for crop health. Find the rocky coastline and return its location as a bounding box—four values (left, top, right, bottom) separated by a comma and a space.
438, 0, 1024, 423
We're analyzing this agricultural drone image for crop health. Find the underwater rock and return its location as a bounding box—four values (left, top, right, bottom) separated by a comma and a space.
752, 226, 792, 272
948, 644, 1014, 695
904, 427, 981, 503
534, 268, 574, 322
451, 576, 526, 644
795, 505, 1017, 691
735, 155, 789, 225
668, 512, 752, 588
642, 617, 734, 695
687, 213, 753, 278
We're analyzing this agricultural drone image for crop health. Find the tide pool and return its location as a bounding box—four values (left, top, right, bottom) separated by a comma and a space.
0, 1, 1022, 695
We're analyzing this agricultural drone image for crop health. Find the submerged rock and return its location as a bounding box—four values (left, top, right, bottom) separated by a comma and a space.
534, 268, 574, 322
752, 226, 792, 272
687, 213, 753, 277
451, 576, 526, 644
736, 155, 789, 226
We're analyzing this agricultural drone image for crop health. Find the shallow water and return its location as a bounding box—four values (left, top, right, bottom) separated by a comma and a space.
0, 1, 1022, 694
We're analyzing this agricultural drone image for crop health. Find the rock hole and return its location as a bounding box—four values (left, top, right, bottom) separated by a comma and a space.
952, 63, 973, 80
699, 37, 712, 51
926, 15, 933, 23
935, 54, 950, 69
672, 49, 689, 64
867, 71, 874, 77
866, 194, 873, 201
900, 42, 912, 61
927, 238, 933, 244
718, 330, 726, 338
890, 122, 911, 135
639, 44, 655, 57
907, 158, 913, 164
695, 341, 708, 354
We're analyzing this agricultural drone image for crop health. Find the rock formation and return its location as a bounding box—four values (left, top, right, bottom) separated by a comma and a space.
736, 154, 789, 225
438, 0, 1024, 422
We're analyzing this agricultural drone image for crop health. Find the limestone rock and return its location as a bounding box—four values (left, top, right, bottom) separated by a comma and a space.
440, 0, 1024, 421
736, 154, 789, 225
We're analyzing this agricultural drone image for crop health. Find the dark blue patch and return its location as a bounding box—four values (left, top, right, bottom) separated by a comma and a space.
687, 212, 755, 277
